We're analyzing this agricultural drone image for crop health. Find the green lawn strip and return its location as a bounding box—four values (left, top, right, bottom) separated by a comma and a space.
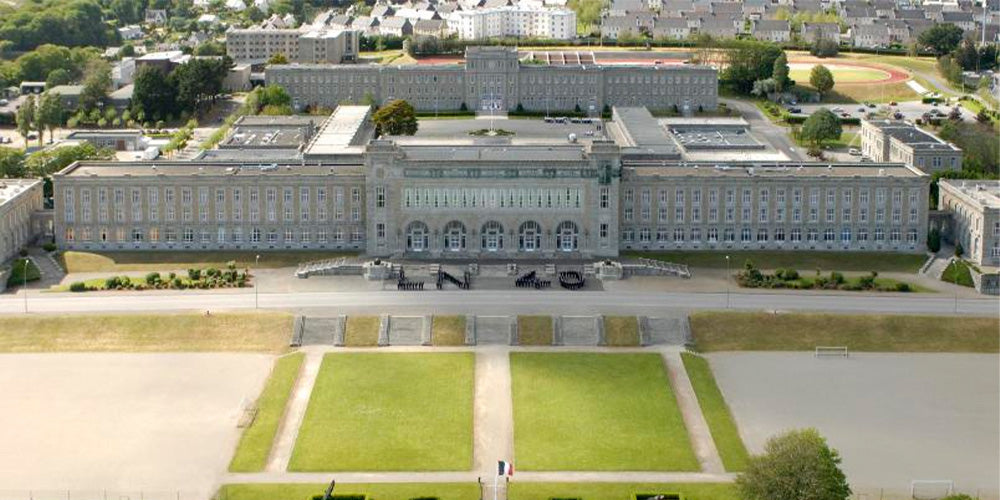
690, 312, 999, 353
510, 352, 698, 471
679, 353, 749, 472
508, 482, 740, 500
517, 315, 553, 345
218, 482, 478, 500
941, 260, 975, 287
603, 315, 640, 346
432, 315, 467, 346
0, 312, 293, 353
625, 250, 926, 273
6, 258, 40, 287
57, 250, 359, 273
229, 352, 305, 472
344, 316, 379, 347
289, 353, 474, 471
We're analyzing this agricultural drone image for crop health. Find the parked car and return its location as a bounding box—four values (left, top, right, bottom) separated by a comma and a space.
866, 102, 876, 108
857, 107, 866, 112
840, 112, 851, 118
859, 156, 872, 162
889, 101, 898, 106
849, 148, 861, 156
832, 107, 844, 112
893, 111, 904, 120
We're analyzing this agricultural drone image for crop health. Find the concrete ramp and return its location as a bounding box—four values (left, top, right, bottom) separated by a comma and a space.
388, 316, 425, 345
476, 316, 512, 345
644, 316, 690, 345
560, 315, 601, 346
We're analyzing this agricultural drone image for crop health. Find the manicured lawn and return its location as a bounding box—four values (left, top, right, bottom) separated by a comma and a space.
517, 315, 553, 345
788, 66, 890, 84
680, 353, 749, 472
432, 315, 466, 346
690, 312, 999, 353
229, 352, 305, 472
0, 312, 293, 353
811, 81, 918, 104
5, 258, 40, 287
289, 353, 474, 471
510, 352, 697, 471
218, 483, 479, 500
626, 250, 926, 273
56, 250, 358, 273
508, 482, 740, 500
603, 315, 640, 346
942, 259, 975, 287
344, 316, 379, 347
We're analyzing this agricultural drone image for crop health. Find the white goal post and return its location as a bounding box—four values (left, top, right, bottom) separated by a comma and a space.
815, 346, 849, 358
911, 480, 955, 500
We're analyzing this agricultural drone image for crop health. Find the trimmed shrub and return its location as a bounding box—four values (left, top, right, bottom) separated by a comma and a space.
42, 242, 57, 252
69, 282, 87, 292
188, 268, 201, 281
145, 272, 161, 285
18, 249, 27, 257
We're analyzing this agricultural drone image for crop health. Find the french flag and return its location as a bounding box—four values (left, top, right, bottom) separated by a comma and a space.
498, 460, 514, 476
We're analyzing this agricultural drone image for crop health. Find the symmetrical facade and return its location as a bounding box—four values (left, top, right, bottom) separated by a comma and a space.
938, 180, 1000, 267
225, 28, 359, 64
861, 119, 963, 175
267, 46, 718, 113
447, 6, 576, 40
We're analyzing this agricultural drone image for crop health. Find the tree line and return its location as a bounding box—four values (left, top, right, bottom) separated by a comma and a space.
130, 56, 232, 123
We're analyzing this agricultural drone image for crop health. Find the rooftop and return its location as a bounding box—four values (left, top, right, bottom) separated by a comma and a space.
867, 120, 961, 152
629, 162, 924, 179
609, 107, 680, 158
302, 105, 374, 157
59, 161, 363, 178
940, 179, 1000, 209
0, 179, 41, 205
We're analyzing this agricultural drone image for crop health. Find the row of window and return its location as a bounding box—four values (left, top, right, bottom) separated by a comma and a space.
64, 226, 365, 244
622, 186, 922, 207
622, 206, 921, 224
401, 187, 583, 210
621, 227, 921, 244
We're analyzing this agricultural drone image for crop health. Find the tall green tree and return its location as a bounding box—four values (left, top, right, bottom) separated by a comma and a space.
131, 65, 177, 121
79, 59, 111, 111
737, 428, 851, 500
772, 52, 790, 92
722, 39, 785, 95
809, 64, 835, 99
24, 142, 112, 177
372, 99, 418, 136
38, 92, 64, 144
800, 108, 842, 148
16, 94, 36, 144
0, 147, 26, 178
45, 68, 73, 88
918, 24, 964, 56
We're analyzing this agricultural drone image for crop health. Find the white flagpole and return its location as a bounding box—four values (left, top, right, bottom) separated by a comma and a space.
493, 471, 499, 500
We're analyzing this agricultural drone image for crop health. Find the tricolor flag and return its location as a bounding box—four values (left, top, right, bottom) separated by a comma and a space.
498, 460, 514, 476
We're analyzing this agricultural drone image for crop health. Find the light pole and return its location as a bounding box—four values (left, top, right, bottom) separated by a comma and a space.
22, 258, 28, 314
952, 258, 959, 314
725, 255, 730, 309
255, 254, 260, 310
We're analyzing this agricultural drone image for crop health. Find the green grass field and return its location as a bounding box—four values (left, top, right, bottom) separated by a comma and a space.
218, 483, 479, 500
942, 259, 975, 287
229, 353, 305, 472
0, 312, 292, 353
289, 353, 474, 471
432, 315, 467, 346
626, 250, 926, 273
216, 482, 739, 500
344, 316, 379, 346
510, 352, 698, 471
603, 316, 640, 346
788, 66, 889, 84
690, 312, 999, 353
517, 315, 553, 345
680, 353, 749, 472
56, 250, 358, 273
5, 258, 40, 287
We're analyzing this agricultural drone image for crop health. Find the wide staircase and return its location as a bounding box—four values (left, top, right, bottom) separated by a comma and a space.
624, 258, 691, 279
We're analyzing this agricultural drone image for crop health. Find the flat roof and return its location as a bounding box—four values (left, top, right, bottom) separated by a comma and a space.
0, 179, 41, 205
223, 116, 319, 148
302, 105, 373, 157
399, 144, 587, 162
610, 107, 680, 158
59, 161, 363, 178
629, 162, 924, 179
940, 179, 1000, 209
66, 130, 144, 138
195, 149, 304, 161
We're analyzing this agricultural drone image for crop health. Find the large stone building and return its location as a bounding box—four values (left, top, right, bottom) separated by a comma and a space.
1, 179, 45, 262
447, 5, 576, 40
52, 105, 931, 258
860, 119, 963, 175
938, 179, 1000, 268
267, 46, 718, 113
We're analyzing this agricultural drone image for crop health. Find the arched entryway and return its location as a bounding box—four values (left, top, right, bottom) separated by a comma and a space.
406, 221, 429, 252
518, 221, 541, 252
481, 220, 504, 252
556, 220, 578, 252
443, 220, 466, 252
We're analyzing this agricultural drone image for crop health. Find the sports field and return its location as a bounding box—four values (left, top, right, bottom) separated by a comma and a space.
788, 63, 892, 84
510, 352, 698, 471
289, 353, 474, 471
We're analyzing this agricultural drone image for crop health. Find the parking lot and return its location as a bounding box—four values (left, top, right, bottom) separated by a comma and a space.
792, 100, 977, 125
710, 352, 1000, 499
0, 353, 273, 498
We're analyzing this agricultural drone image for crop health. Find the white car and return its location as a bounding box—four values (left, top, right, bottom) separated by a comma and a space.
848, 148, 861, 156
832, 107, 844, 112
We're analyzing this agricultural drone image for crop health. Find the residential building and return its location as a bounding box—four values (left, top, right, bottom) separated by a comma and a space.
752, 19, 792, 42
448, 5, 576, 40
801, 22, 841, 43
225, 28, 359, 64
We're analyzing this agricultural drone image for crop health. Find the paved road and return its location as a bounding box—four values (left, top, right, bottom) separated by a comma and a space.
2, 289, 996, 316
720, 98, 804, 161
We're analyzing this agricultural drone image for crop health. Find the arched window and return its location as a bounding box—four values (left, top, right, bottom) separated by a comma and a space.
556, 221, 578, 251
481, 221, 504, 251
443, 220, 466, 251
518, 221, 541, 251
406, 221, 429, 252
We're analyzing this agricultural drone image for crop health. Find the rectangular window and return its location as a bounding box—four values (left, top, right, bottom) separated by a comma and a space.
375, 186, 385, 208
600, 187, 610, 208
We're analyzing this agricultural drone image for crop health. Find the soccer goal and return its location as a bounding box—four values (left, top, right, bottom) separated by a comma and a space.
814, 346, 849, 358
911, 480, 954, 500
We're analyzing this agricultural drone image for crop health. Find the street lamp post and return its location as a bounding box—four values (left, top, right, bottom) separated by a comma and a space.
725, 255, 730, 309
23, 258, 28, 314
255, 254, 260, 310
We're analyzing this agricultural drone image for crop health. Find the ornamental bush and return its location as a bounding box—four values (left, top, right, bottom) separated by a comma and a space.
69, 282, 87, 292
